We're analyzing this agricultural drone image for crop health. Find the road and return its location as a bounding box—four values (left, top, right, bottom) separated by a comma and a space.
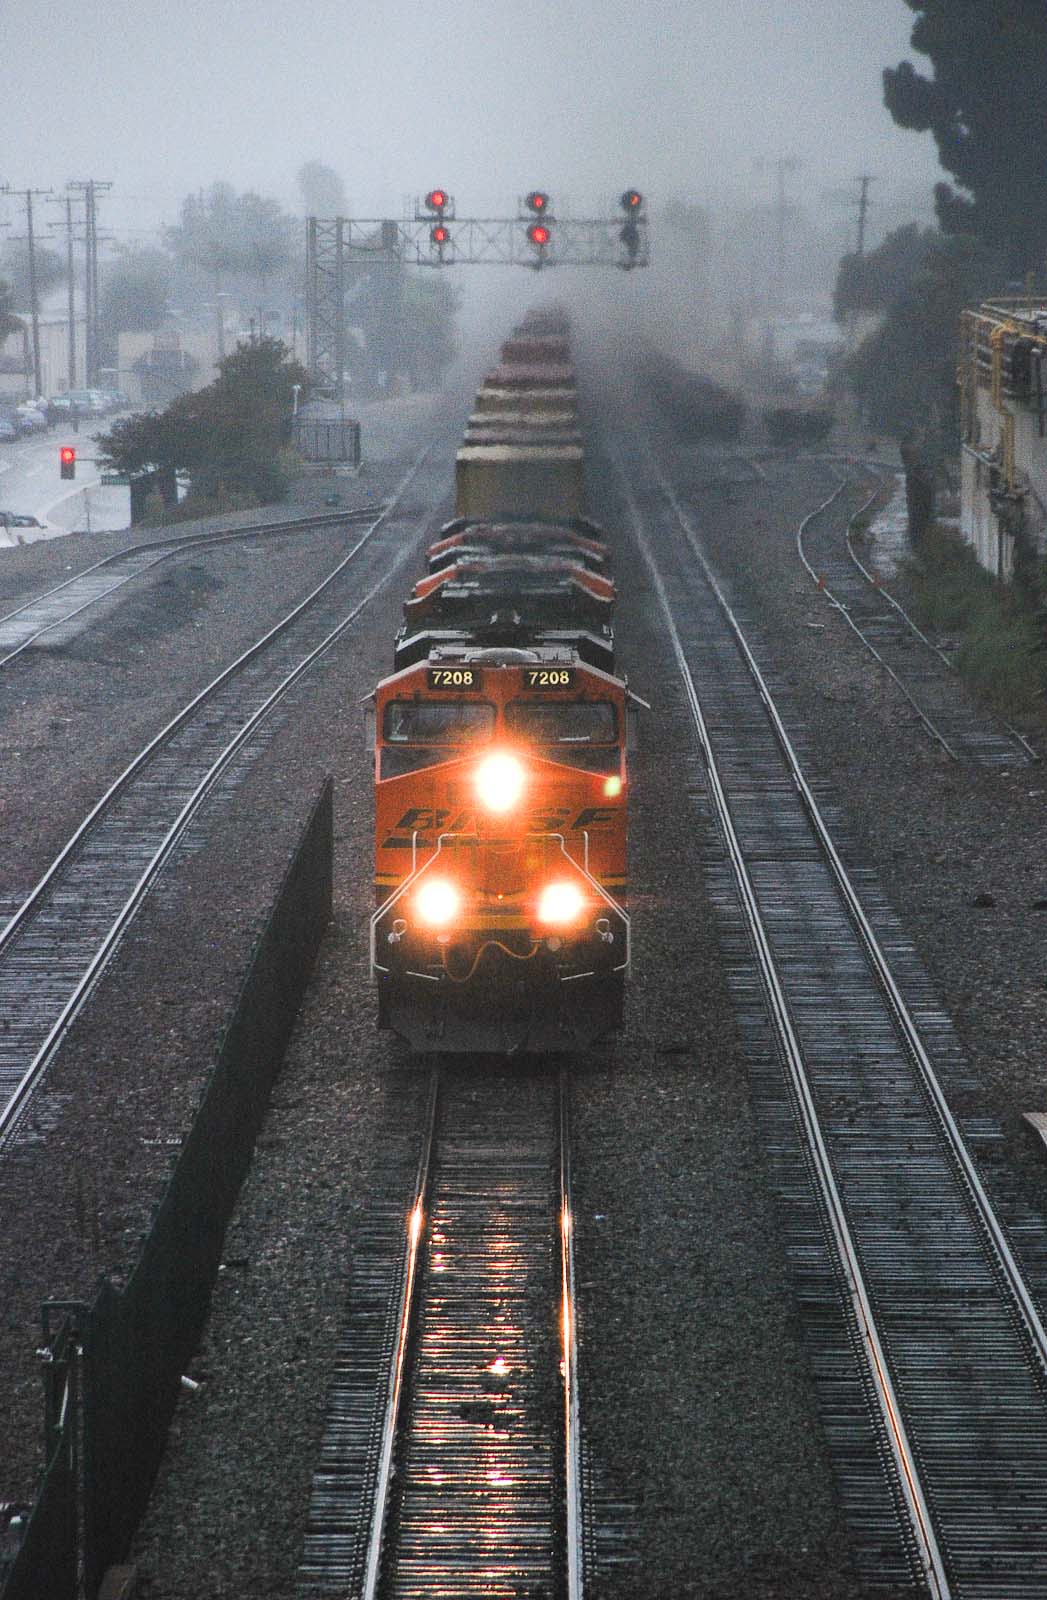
0, 418, 131, 547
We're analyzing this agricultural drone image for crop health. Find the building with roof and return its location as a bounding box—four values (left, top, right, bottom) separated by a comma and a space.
959, 299, 1047, 579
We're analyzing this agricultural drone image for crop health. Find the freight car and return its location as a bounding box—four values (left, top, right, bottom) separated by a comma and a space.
369, 313, 641, 1053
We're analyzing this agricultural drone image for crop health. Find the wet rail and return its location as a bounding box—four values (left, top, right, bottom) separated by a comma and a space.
0, 452, 445, 1151
297, 1064, 583, 1599
0, 507, 383, 667
797, 481, 1036, 765
613, 428, 1047, 1597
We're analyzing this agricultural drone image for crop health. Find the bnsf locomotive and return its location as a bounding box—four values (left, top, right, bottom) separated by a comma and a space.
369, 311, 641, 1053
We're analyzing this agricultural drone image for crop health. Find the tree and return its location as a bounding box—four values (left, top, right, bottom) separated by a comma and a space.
99, 246, 173, 356
884, 1, 1047, 274
297, 160, 347, 217
399, 276, 460, 389
0, 280, 22, 345
99, 336, 309, 504
166, 183, 294, 291
833, 224, 935, 322
0, 241, 64, 311
842, 231, 1003, 435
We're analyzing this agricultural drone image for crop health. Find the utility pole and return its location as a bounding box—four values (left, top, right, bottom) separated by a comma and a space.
1, 185, 53, 396
68, 179, 112, 386
854, 173, 875, 257
49, 192, 79, 388
770, 157, 801, 309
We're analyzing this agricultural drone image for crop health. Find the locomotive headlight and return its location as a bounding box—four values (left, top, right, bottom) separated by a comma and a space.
537, 880, 586, 926
414, 877, 461, 927
475, 751, 526, 813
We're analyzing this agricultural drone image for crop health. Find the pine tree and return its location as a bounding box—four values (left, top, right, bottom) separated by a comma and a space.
884, 0, 1047, 274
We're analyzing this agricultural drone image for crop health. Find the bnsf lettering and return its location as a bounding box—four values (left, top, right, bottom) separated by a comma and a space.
572, 807, 616, 828
525, 667, 574, 688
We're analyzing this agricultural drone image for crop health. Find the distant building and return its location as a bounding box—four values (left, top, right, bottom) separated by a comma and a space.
0, 315, 87, 401
117, 327, 218, 406
959, 299, 1047, 579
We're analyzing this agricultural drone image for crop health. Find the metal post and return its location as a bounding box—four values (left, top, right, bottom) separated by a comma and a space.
65, 196, 77, 387
334, 216, 345, 404
855, 174, 875, 258
25, 190, 43, 397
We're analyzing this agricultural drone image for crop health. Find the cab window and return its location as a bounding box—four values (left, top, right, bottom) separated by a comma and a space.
383, 701, 495, 744
505, 700, 617, 744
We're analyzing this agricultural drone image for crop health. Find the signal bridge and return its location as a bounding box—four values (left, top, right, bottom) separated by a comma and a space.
305, 189, 648, 396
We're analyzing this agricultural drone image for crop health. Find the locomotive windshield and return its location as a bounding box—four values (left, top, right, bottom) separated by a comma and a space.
505, 700, 617, 743
384, 701, 494, 744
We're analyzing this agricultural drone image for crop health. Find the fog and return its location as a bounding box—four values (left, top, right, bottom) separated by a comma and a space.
4, 0, 943, 366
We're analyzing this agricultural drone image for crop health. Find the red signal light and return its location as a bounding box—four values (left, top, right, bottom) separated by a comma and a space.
620, 189, 643, 211
59, 446, 76, 479
425, 189, 449, 212
430, 223, 450, 245
525, 191, 550, 214
527, 222, 551, 247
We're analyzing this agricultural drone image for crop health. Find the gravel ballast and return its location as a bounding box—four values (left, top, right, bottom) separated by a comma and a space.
3, 388, 1047, 1597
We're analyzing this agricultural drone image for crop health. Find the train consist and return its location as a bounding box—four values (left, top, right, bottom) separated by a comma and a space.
369, 311, 639, 1054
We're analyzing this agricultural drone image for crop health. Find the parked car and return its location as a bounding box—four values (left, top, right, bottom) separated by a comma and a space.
63, 389, 109, 416
0, 512, 43, 528
0, 418, 18, 443
14, 404, 48, 434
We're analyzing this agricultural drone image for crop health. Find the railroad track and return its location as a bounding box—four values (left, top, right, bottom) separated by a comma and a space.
613, 429, 1047, 1596
0, 506, 383, 667
298, 1063, 583, 1599
0, 450, 450, 1152
798, 480, 1037, 765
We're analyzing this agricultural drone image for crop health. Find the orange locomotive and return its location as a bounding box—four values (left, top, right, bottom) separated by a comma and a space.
369, 308, 639, 1053
370, 646, 633, 1054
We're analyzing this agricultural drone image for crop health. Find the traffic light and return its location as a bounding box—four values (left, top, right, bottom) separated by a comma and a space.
620, 220, 641, 262
59, 446, 76, 480
525, 191, 550, 215
620, 189, 643, 213
425, 188, 450, 213
430, 223, 450, 245
527, 222, 551, 248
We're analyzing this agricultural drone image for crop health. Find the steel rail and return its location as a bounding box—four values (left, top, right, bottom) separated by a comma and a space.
559, 1063, 584, 1600
0, 453, 430, 1147
796, 482, 961, 760
614, 452, 951, 1598
654, 448, 1047, 1381
0, 506, 383, 667
360, 1069, 440, 1600
843, 493, 1040, 762
349, 1067, 583, 1600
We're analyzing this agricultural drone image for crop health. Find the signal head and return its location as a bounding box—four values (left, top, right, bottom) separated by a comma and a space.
525, 190, 550, 214
430, 223, 450, 245
59, 445, 76, 479
425, 188, 449, 212
620, 189, 643, 212
527, 221, 551, 248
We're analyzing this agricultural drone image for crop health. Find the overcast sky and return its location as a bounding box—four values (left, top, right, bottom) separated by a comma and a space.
3, 0, 941, 238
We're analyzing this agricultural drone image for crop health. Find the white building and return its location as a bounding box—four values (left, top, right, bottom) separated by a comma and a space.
0, 315, 87, 401
959, 299, 1047, 580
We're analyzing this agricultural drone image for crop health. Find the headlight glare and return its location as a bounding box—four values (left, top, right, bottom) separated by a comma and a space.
537, 880, 586, 926
414, 877, 461, 927
475, 751, 526, 813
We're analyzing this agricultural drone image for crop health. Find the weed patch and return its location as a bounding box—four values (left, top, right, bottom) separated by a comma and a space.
902, 524, 1045, 718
